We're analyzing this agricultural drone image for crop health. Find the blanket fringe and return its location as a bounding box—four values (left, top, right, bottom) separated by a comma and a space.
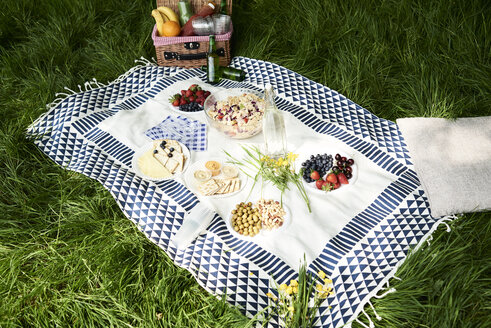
27, 57, 158, 134
346, 214, 459, 327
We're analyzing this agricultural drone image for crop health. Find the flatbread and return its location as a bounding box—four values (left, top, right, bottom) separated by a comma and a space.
165, 158, 179, 173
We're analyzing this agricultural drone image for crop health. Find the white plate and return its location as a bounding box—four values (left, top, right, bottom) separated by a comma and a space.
132, 140, 191, 181
225, 201, 291, 240
183, 158, 247, 198
297, 150, 358, 193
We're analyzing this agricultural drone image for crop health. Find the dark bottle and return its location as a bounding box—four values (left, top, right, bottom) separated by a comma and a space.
206, 35, 220, 84
220, 0, 227, 14
200, 65, 246, 82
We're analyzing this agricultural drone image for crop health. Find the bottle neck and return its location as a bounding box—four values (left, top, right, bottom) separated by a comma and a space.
264, 86, 276, 109
208, 36, 216, 53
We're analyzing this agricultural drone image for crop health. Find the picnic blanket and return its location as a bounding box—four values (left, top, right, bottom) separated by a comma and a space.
27, 57, 454, 327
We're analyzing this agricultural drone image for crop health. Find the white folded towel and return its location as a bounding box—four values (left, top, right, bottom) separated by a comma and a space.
397, 116, 491, 217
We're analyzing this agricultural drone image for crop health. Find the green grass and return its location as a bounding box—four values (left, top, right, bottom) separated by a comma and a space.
0, 0, 490, 327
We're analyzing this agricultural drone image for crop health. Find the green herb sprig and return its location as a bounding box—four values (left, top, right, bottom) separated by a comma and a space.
224, 145, 311, 213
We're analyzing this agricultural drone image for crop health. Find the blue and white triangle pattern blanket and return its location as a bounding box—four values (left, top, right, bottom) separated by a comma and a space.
27, 57, 444, 327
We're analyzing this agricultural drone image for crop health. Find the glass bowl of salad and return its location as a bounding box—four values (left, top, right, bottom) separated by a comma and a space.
204, 88, 265, 139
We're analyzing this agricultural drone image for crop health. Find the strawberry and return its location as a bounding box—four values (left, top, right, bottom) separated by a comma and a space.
310, 170, 320, 180
321, 181, 333, 191
337, 172, 349, 184
188, 96, 195, 102
316, 179, 324, 190
195, 90, 205, 97
333, 182, 340, 189
326, 173, 338, 184
204, 91, 211, 98
185, 89, 194, 98
181, 90, 186, 96
169, 94, 181, 106
179, 97, 187, 106
188, 84, 199, 92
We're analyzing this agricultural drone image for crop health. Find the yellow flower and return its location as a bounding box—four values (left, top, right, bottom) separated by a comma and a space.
288, 306, 295, 313
323, 285, 332, 292
287, 152, 298, 161
318, 270, 326, 279
324, 278, 332, 284
292, 286, 298, 294
316, 284, 323, 292
266, 292, 273, 298
289, 279, 298, 287
279, 283, 288, 290
285, 286, 293, 295
261, 156, 269, 162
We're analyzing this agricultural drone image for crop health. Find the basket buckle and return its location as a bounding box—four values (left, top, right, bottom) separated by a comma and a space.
184, 42, 200, 50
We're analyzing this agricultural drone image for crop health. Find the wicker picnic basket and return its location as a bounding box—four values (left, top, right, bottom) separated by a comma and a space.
153, 0, 233, 68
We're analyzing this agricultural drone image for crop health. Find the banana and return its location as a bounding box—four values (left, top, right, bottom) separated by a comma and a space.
157, 6, 180, 26
151, 9, 166, 36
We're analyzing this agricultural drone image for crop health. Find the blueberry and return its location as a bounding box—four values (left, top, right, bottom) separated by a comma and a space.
153, 149, 158, 154
169, 147, 174, 152
168, 153, 173, 158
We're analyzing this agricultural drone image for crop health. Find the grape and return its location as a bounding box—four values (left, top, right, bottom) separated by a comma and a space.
347, 159, 354, 165
335, 154, 341, 160
341, 156, 347, 162
345, 172, 352, 179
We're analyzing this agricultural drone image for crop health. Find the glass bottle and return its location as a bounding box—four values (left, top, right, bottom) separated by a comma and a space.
220, 0, 227, 14
262, 84, 286, 158
206, 35, 220, 84
200, 65, 246, 81
177, 0, 193, 26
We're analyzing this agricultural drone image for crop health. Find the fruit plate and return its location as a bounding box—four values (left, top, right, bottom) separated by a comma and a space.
297, 151, 358, 193
183, 158, 247, 198
225, 201, 291, 240
131, 140, 191, 181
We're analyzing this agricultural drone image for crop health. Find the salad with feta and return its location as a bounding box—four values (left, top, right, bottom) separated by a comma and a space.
207, 93, 265, 127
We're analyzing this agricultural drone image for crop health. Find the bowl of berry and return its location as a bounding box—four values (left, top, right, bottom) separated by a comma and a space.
300, 152, 357, 192
169, 84, 211, 113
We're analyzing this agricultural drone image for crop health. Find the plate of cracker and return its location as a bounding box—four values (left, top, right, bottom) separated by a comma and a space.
132, 139, 190, 180
184, 159, 246, 197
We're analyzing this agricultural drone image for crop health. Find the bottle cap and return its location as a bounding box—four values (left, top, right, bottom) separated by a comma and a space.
264, 83, 275, 97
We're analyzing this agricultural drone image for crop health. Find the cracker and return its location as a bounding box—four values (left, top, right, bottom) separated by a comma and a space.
216, 179, 231, 194
199, 179, 221, 196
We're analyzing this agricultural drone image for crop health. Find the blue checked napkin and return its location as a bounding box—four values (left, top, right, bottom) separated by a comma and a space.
144, 115, 207, 151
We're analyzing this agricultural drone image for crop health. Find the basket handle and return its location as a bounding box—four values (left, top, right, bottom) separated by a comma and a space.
164, 47, 225, 61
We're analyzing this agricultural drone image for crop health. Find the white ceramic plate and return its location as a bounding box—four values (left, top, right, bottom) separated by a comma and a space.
297, 150, 358, 193
132, 140, 191, 181
225, 201, 291, 240
183, 158, 246, 198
